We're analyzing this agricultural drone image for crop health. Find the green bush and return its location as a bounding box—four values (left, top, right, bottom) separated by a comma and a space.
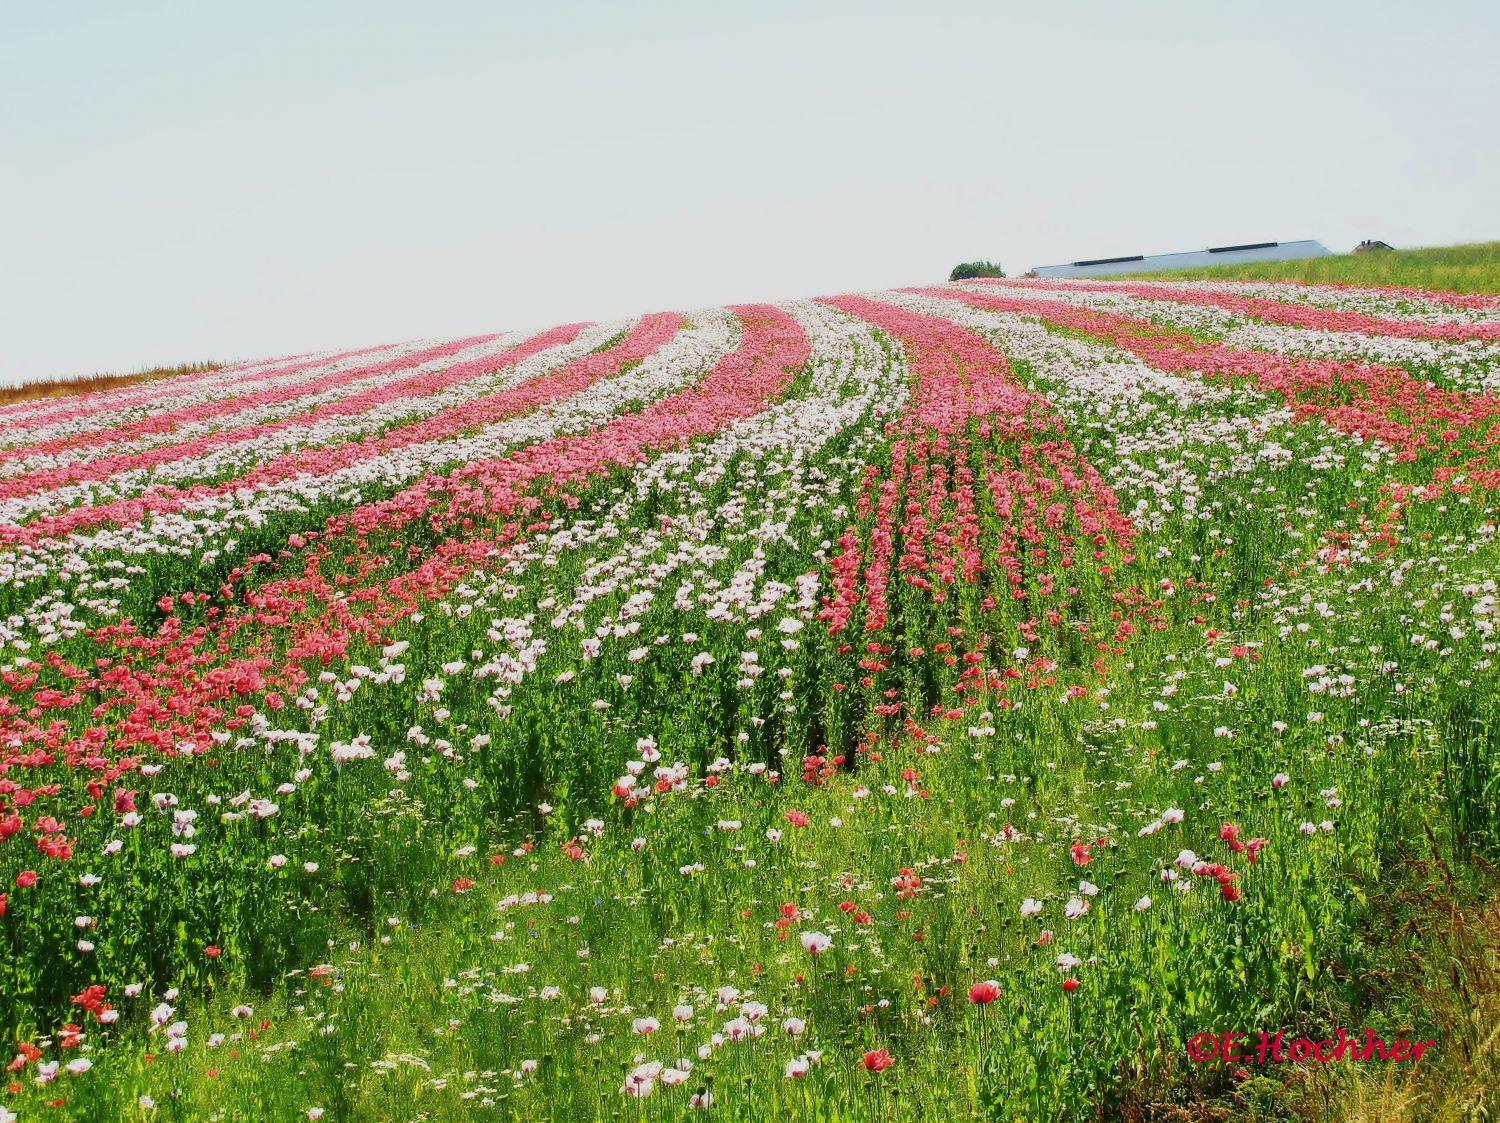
949, 259, 1005, 280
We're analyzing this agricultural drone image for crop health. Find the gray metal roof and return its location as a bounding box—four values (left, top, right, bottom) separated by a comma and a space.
1032, 240, 1332, 278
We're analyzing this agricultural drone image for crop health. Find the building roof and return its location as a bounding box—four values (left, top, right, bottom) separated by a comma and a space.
1032, 240, 1332, 278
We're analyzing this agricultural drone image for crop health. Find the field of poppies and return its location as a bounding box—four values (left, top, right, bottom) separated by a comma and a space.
2, 273, 1498, 1121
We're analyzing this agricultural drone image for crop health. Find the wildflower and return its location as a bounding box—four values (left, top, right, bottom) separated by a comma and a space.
723, 1017, 759, 1041
800, 931, 833, 955
968, 980, 1000, 1005
862, 1048, 895, 1072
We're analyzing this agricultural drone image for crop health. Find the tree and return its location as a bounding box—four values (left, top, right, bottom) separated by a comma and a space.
949, 260, 1005, 281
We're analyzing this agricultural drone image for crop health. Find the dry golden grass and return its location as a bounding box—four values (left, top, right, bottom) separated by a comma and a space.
0, 361, 220, 407
1307, 854, 1500, 1123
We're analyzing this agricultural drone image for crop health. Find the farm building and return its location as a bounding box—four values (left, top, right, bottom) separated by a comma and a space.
1031, 239, 1331, 278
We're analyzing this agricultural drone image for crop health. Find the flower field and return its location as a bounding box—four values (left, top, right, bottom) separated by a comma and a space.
2, 274, 1499, 1121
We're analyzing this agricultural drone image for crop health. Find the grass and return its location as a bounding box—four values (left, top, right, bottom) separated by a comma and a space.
0, 361, 220, 407
1119, 240, 1500, 295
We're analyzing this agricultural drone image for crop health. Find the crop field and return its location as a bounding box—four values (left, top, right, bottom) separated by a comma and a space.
2, 272, 1499, 1121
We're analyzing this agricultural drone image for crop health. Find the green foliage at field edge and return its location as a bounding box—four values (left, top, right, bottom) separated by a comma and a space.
1120, 240, 1500, 294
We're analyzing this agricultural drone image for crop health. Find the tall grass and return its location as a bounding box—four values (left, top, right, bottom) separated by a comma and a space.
0, 361, 220, 407
1120, 241, 1500, 294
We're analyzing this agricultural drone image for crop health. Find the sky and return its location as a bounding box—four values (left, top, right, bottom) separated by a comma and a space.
3, 0, 1498, 386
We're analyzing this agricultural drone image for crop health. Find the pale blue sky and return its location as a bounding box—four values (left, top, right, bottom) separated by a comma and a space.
3, 0, 1497, 385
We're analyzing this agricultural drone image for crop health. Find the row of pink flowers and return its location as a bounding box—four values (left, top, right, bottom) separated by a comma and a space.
925, 286, 1500, 466
0, 323, 623, 518
0, 344, 383, 434
0, 326, 593, 546
0, 337, 500, 467
978, 278, 1500, 343
0, 308, 807, 776
813, 295, 1139, 717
